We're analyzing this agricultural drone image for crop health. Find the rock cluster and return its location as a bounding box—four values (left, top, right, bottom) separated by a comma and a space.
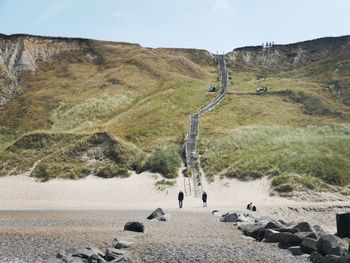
46, 209, 172, 262
219, 211, 350, 263
46, 237, 133, 263
146, 208, 171, 222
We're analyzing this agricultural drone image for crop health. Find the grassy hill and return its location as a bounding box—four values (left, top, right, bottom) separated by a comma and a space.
1, 34, 350, 195
0, 34, 216, 180
200, 36, 350, 194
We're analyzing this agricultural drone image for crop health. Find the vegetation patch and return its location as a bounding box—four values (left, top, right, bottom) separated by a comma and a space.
0, 131, 141, 180
271, 173, 329, 193
155, 179, 176, 191
50, 94, 131, 131
200, 124, 350, 190
140, 145, 182, 179
273, 90, 341, 116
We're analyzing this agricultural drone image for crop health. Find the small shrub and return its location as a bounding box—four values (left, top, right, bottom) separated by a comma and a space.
155, 179, 176, 190
96, 164, 130, 178
274, 183, 294, 192
142, 146, 181, 178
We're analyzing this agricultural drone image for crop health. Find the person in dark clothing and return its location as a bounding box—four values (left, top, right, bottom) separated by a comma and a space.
202, 191, 207, 207
252, 206, 257, 212
246, 202, 253, 210
178, 191, 184, 208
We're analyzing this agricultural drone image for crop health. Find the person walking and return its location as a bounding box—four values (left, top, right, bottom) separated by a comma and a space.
178, 191, 184, 208
202, 191, 207, 207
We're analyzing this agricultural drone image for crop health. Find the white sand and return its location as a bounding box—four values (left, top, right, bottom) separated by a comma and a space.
0, 171, 304, 210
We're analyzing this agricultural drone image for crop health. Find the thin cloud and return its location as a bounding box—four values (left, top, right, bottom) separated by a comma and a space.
29, 0, 74, 29
212, 0, 233, 17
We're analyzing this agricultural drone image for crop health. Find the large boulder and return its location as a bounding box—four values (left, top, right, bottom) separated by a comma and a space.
265, 232, 303, 248
336, 213, 350, 239
239, 222, 267, 239
220, 212, 241, 222
220, 212, 254, 223
147, 208, 165, 220
256, 229, 280, 242
124, 222, 145, 233
255, 217, 284, 229
292, 222, 314, 232
239, 217, 285, 239
301, 237, 318, 254
316, 235, 348, 256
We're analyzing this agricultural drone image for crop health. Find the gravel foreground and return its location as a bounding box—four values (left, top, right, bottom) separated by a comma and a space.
0, 209, 325, 263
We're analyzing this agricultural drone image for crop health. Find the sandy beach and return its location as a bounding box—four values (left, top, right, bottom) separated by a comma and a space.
0, 172, 312, 210
1, 173, 350, 262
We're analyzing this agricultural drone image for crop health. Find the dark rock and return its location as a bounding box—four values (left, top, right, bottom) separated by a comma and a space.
292, 222, 314, 232
295, 231, 318, 240
220, 212, 239, 222
256, 217, 284, 229
124, 222, 144, 233
301, 237, 318, 254
316, 235, 348, 256
288, 246, 302, 256
336, 213, 350, 239
266, 232, 303, 248
256, 229, 280, 242
147, 208, 165, 220
112, 238, 133, 249
309, 251, 323, 263
240, 222, 267, 239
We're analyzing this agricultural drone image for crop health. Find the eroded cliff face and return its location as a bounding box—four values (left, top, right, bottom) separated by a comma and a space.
0, 35, 93, 105
226, 36, 350, 70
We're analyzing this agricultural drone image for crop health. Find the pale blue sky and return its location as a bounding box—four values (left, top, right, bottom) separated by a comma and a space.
0, 0, 349, 52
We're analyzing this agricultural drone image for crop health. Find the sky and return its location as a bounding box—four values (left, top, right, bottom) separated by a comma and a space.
0, 0, 349, 53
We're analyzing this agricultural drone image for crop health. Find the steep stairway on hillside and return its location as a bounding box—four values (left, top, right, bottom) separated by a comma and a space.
184, 54, 229, 197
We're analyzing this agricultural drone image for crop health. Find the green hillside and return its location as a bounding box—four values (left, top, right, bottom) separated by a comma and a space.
1, 34, 350, 194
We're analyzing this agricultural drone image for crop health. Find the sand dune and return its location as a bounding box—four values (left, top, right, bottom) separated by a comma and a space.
0, 172, 303, 210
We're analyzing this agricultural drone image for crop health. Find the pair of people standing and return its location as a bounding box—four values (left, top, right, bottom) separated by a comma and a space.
246, 202, 257, 211
177, 191, 207, 208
